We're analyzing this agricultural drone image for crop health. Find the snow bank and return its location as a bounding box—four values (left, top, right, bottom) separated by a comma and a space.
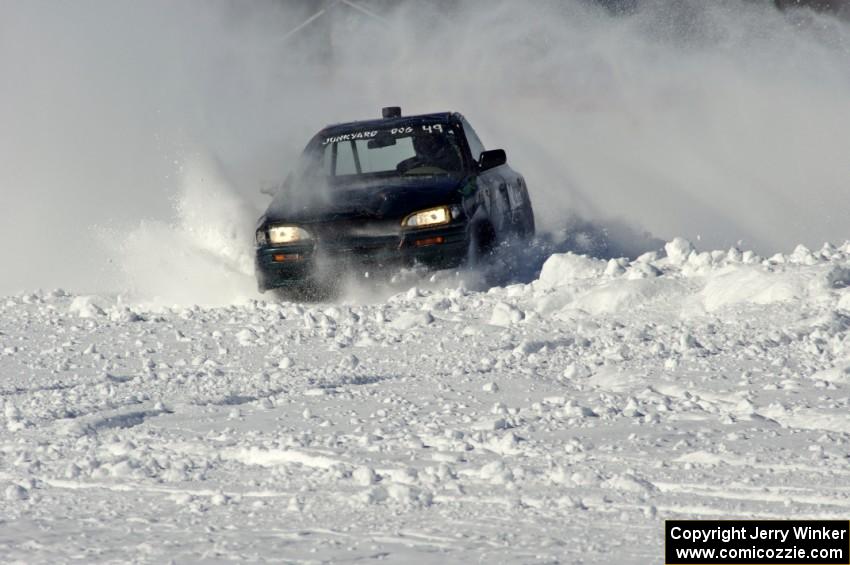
531, 239, 850, 317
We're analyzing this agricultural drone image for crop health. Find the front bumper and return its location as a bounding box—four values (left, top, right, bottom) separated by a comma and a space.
255, 223, 469, 291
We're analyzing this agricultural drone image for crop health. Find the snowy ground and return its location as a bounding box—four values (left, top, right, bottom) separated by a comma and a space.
2, 238, 850, 564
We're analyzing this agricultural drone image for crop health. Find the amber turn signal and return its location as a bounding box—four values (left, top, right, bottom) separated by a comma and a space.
414, 236, 445, 247
272, 253, 302, 262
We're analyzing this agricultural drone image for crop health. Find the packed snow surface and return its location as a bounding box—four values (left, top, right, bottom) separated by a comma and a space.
2, 239, 850, 563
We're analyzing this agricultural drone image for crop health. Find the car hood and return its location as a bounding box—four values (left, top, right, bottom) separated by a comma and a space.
264, 175, 465, 224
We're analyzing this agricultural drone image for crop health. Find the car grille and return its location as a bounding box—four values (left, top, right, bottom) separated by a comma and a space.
311, 219, 401, 252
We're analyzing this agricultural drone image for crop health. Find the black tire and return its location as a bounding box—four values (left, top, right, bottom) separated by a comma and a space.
518, 206, 535, 240
468, 221, 497, 266
272, 279, 337, 302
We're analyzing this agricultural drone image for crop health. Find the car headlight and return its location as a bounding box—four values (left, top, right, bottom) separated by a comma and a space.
402, 206, 451, 229
267, 225, 311, 244
255, 228, 268, 245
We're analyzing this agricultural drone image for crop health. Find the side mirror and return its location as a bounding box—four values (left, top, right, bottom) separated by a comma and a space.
478, 149, 506, 171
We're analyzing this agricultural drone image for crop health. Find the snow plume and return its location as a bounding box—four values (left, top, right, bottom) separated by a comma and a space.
2, 1, 849, 296
376, 0, 850, 254
105, 154, 258, 307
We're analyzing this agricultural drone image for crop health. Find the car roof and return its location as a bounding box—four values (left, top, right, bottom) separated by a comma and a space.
321, 112, 459, 136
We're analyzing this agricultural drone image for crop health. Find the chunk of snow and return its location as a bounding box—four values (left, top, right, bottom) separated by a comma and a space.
390, 311, 434, 330
838, 292, 850, 312
537, 253, 605, 288
473, 417, 511, 431
352, 466, 377, 486
604, 259, 626, 277
490, 302, 524, 326
601, 473, 658, 494
5, 484, 28, 501
664, 237, 695, 266
235, 328, 258, 346
338, 354, 360, 371
562, 364, 590, 380
625, 262, 661, 279
69, 296, 106, 318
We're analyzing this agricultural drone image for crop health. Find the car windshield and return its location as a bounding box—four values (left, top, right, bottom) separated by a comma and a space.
306, 123, 464, 179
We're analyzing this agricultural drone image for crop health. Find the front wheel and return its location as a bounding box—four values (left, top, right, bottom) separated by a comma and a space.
467, 221, 496, 266
272, 280, 337, 302
517, 206, 535, 240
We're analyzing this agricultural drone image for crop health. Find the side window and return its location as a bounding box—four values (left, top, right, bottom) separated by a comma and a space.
335, 140, 358, 175
320, 144, 333, 175
461, 117, 486, 161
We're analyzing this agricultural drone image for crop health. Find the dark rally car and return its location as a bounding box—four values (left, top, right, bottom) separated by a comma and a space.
255, 107, 535, 292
